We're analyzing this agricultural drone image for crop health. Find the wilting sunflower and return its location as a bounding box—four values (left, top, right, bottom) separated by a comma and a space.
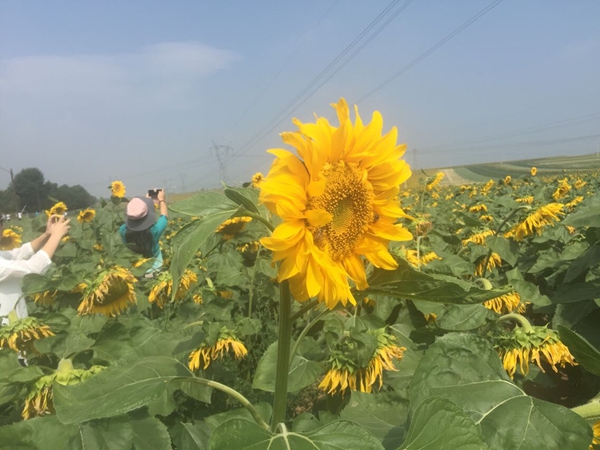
0, 317, 54, 352
530, 167, 537, 176
552, 178, 571, 201
77, 208, 96, 223
319, 329, 405, 395
516, 196, 534, 204
259, 98, 412, 309
565, 196, 584, 211
480, 214, 494, 223
426, 172, 444, 191
565, 225, 577, 235
495, 325, 577, 379
216, 217, 252, 240
506, 203, 564, 241
573, 179, 587, 190
77, 266, 137, 317
188, 332, 248, 371
462, 229, 494, 246
0, 229, 22, 250
46, 201, 67, 217
237, 241, 260, 254
251, 172, 264, 188
591, 421, 600, 449
469, 204, 488, 213
32, 290, 58, 307
474, 252, 502, 277
481, 179, 495, 195
484, 291, 527, 314
148, 269, 197, 308
22, 361, 104, 420
504, 175, 511, 184
109, 180, 126, 198
421, 251, 442, 265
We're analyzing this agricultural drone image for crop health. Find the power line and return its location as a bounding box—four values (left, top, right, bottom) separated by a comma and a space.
355, 0, 505, 104
231, 0, 340, 128
421, 111, 600, 152
235, 0, 411, 156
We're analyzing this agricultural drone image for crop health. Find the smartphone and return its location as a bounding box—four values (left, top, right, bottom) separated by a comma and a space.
148, 188, 163, 198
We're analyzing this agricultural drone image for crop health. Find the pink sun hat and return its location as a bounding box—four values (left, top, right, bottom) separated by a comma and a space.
125, 197, 156, 231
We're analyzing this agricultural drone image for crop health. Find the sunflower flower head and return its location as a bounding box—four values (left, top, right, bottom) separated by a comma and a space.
565, 196, 584, 211
77, 266, 137, 317
216, 217, 252, 240
0, 229, 22, 250
0, 317, 54, 352
530, 167, 537, 176
77, 208, 96, 223
474, 252, 502, 277
462, 229, 494, 246
426, 172, 444, 191
495, 324, 576, 379
251, 172, 264, 188
504, 175, 511, 184
516, 196, 534, 204
469, 204, 488, 213
552, 178, 571, 201
109, 180, 126, 198
507, 203, 564, 241
481, 180, 495, 195
32, 290, 58, 307
45, 202, 68, 217
188, 331, 248, 371
319, 329, 405, 395
480, 214, 494, 223
573, 179, 587, 190
591, 421, 600, 449
148, 269, 198, 308
22, 361, 105, 420
259, 98, 412, 309
484, 291, 528, 314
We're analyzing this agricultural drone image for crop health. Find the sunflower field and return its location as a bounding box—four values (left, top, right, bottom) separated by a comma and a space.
1, 99, 600, 449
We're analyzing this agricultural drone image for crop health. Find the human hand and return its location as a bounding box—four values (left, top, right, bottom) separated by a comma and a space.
45, 214, 61, 234
157, 189, 165, 202
48, 216, 71, 238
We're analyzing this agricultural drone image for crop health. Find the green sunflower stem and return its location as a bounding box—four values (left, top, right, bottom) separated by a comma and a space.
272, 280, 292, 431
496, 313, 534, 334
171, 377, 269, 430
475, 278, 493, 290
572, 401, 600, 423
289, 309, 330, 365
242, 212, 275, 233
248, 244, 264, 318
480, 205, 530, 278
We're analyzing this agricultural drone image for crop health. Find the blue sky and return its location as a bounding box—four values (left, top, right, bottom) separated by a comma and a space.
1, 0, 599, 198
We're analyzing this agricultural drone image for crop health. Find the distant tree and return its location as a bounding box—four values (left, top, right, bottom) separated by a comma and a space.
0, 189, 19, 214
12, 168, 46, 212
48, 184, 96, 210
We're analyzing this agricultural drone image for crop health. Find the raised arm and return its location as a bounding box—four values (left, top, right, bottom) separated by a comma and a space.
157, 189, 168, 218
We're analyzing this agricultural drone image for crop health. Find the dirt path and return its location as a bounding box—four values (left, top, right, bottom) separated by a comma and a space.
441, 168, 470, 186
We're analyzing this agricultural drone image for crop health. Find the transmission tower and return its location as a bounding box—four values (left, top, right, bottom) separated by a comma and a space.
211, 141, 235, 183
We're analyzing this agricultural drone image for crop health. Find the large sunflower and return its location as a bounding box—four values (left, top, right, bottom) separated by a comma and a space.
77, 208, 96, 223
77, 267, 137, 317
109, 180, 126, 198
46, 202, 67, 217
0, 229, 22, 250
259, 98, 412, 309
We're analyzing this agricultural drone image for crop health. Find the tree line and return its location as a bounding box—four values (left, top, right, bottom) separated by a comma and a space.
0, 168, 96, 214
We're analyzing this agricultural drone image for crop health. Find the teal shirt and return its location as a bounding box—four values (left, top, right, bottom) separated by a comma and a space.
120, 215, 168, 271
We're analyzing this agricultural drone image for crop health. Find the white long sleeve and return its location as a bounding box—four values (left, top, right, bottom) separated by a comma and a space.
0, 243, 35, 262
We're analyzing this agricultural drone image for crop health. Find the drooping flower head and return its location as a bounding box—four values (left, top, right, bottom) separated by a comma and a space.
506, 203, 564, 241
474, 252, 502, 277
0, 317, 54, 352
0, 229, 22, 250
469, 204, 488, 213
516, 196, 534, 204
530, 167, 537, 176
46, 202, 67, 217
319, 329, 405, 395
148, 269, 197, 308
32, 290, 58, 307
481, 179, 495, 195
251, 172, 264, 188
259, 98, 412, 309
216, 216, 252, 240
495, 324, 576, 379
484, 291, 528, 314
504, 175, 511, 184
77, 208, 96, 223
552, 178, 571, 201
109, 180, 126, 198
77, 266, 137, 317
426, 172, 444, 191
188, 331, 248, 371
462, 229, 494, 246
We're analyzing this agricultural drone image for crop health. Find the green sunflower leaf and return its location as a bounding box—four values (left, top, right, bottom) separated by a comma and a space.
207, 419, 385, 450
409, 333, 592, 450
557, 325, 600, 376
399, 397, 489, 450
362, 259, 508, 304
